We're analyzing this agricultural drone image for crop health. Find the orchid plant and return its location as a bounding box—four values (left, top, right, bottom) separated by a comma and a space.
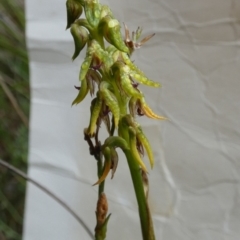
66, 0, 166, 239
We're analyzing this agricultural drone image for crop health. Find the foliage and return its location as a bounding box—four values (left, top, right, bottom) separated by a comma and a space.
0, 0, 29, 239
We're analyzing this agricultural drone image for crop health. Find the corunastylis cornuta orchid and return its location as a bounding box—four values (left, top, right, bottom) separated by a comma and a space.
66, 0, 166, 239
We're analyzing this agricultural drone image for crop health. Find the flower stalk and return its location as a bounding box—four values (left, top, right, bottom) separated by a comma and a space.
66, 0, 166, 239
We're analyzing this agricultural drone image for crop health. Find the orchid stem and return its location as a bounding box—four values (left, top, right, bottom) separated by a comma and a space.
125, 150, 155, 240
97, 157, 105, 197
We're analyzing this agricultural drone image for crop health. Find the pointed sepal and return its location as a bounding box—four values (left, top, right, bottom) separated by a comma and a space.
72, 77, 89, 105
93, 147, 111, 185
135, 123, 155, 168
110, 148, 118, 179
140, 97, 167, 120
87, 95, 103, 136
128, 126, 148, 172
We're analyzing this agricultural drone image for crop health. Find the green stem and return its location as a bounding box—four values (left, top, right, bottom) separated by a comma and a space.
119, 115, 155, 240
125, 150, 155, 240
97, 157, 105, 197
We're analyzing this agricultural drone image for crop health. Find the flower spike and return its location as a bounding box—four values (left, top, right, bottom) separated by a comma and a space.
66, 0, 165, 238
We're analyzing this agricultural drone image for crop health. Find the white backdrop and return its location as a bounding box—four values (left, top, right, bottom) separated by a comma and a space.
24, 0, 240, 239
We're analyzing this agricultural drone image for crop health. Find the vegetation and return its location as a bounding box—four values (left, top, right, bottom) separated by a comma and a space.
0, 0, 29, 239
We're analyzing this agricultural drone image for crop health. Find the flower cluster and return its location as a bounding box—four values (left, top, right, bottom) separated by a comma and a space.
67, 0, 166, 182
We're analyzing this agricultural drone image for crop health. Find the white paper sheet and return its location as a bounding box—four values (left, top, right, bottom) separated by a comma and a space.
24, 0, 240, 239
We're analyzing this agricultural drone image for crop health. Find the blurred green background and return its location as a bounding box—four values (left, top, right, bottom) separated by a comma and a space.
0, 0, 29, 239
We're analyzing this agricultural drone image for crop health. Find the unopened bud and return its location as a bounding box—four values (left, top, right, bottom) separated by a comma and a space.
66, 0, 83, 29
100, 5, 113, 19
70, 24, 89, 60
85, 0, 102, 28
99, 15, 129, 53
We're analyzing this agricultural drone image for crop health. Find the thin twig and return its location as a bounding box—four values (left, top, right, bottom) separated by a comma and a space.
0, 75, 29, 127
0, 158, 94, 239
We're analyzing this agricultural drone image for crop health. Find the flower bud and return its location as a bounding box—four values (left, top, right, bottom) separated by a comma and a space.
66, 0, 83, 29
70, 24, 88, 60
85, 0, 102, 27
100, 5, 113, 19
98, 15, 129, 53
